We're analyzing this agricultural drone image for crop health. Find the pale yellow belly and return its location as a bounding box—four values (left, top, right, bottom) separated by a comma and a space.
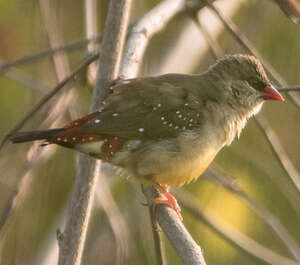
111, 130, 225, 187
146, 148, 217, 186
130, 134, 221, 187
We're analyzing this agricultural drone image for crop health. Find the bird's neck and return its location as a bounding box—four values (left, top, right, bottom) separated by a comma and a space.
222, 101, 263, 146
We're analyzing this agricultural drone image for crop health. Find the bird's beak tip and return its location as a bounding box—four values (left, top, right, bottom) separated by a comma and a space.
261, 85, 284, 101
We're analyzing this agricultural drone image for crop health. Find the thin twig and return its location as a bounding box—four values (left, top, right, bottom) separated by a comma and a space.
255, 115, 300, 192
142, 186, 167, 265
176, 190, 300, 265
57, 1, 132, 264
0, 53, 98, 152
203, 168, 300, 262
279, 86, 300, 92
150, 212, 167, 265
272, 0, 300, 24
188, 13, 222, 60
0, 36, 101, 73
39, 0, 79, 121
0, 61, 50, 93
95, 178, 131, 265
85, 0, 99, 85
0, 145, 58, 248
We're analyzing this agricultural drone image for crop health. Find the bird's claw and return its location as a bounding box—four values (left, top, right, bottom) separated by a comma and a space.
153, 187, 183, 221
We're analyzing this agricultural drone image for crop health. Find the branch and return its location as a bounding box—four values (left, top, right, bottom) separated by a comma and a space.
279, 86, 300, 92
0, 36, 101, 73
94, 178, 131, 264
57, 1, 132, 265
0, 61, 50, 93
0, 53, 98, 152
272, 0, 300, 24
0, 1, 99, 251
142, 187, 206, 265
188, 13, 222, 60
120, 0, 186, 78
176, 190, 300, 265
157, 205, 207, 265
203, 168, 300, 262
141, 186, 167, 265
255, 114, 300, 193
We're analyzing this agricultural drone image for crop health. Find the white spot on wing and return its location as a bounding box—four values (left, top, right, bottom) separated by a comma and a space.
94, 119, 101, 124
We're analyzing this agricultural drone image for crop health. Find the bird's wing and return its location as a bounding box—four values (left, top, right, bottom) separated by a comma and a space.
79, 74, 206, 140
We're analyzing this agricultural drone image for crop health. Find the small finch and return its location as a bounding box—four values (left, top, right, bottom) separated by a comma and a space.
11, 54, 284, 220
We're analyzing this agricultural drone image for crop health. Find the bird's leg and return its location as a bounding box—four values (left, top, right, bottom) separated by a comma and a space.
153, 183, 182, 221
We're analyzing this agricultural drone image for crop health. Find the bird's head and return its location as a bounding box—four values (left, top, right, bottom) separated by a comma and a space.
209, 54, 284, 109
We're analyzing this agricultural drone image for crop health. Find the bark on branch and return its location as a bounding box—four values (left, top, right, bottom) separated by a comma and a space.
57, 1, 132, 265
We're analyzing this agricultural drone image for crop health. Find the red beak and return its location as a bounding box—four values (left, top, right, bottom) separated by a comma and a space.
261, 85, 284, 101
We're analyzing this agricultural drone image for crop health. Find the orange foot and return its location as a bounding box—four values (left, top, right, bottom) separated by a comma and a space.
153, 184, 183, 221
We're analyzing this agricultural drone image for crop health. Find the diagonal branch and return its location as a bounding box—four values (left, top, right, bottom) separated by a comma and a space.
203, 168, 300, 262
176, 190, 300, 265
0, 61, 50, 93
272, 0, 300, 24
255, 115, 300, 192
279, 86, 300, 92
0, 36, 101, 73
0, 53, 98, 152
188, 13, 222, 60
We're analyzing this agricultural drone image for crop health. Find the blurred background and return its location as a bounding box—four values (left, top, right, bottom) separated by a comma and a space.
0, 0, 299, 264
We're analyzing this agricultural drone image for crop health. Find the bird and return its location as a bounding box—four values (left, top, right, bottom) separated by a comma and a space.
10, 54, 284, 220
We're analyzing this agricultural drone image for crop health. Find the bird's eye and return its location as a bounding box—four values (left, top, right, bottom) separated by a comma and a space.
248, 78, 265, 91
233, 88, 241, 97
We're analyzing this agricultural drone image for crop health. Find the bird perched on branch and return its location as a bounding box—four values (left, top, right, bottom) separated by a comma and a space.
11, 54, 283, 220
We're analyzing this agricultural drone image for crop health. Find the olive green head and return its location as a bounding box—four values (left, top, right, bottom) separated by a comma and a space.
207, 54, 283, 109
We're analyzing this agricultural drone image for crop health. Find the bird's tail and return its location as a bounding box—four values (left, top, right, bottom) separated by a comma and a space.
10, 128, 64, 143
